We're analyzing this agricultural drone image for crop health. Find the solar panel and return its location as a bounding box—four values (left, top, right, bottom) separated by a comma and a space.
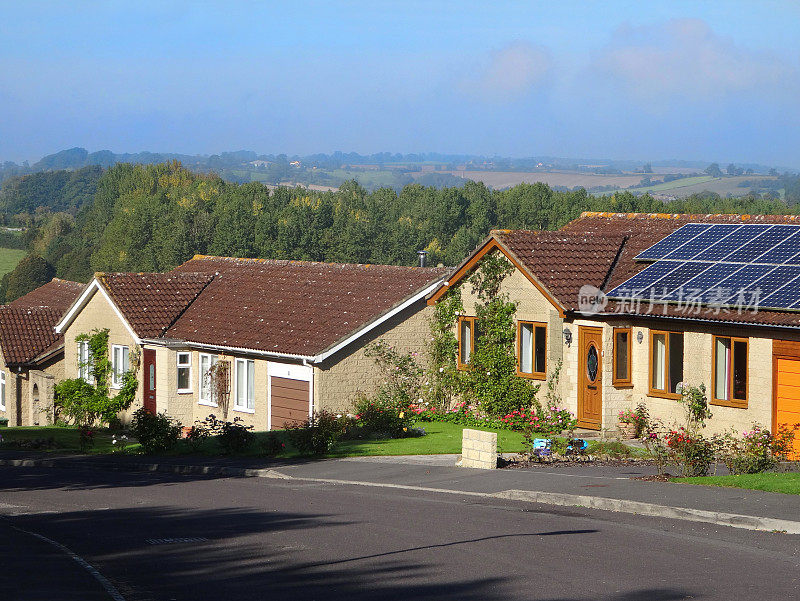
660, 262, 743, 302
608, 222, 800, 312
665, 224, 742, 260
634, 223, 711, 261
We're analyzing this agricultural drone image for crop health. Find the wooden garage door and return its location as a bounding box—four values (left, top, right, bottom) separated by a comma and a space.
775, 358, 800, 459
270, 376, 310, 429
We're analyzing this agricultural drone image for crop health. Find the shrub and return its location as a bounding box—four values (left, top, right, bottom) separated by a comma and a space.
352, 393, 413, 438
78, 424, 95, 453
666, 428, 715, 476
185, 422, 211, 452
677, 383, 712, 433
259, 432, 284, 457
714, 424, 798, 475
588, 440, 635, 459
130, 408, 181, 454
196, 414, 255, 454
286, 411, 345, 455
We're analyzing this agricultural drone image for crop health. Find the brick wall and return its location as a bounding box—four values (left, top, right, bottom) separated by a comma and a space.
461, 428, 497, 469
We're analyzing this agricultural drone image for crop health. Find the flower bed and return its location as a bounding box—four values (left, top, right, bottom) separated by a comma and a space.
410, 401, 577, 435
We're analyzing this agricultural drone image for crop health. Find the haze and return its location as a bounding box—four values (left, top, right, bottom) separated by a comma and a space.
2, 1, 799, 166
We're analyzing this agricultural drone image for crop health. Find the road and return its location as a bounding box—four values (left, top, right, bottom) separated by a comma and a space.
1, 465, 799, 600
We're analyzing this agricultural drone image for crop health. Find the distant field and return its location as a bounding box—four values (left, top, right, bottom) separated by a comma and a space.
440, 170, 648, 190
0, 247, 25, 276
628, 175, 778, 198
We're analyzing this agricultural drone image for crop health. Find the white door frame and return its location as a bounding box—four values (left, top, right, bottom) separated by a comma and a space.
266, 361, 313, 431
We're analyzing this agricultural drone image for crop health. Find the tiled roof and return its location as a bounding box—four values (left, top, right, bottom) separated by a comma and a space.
494, 230, 624, 310
97, 272, 214, 338
0, 279, 84, 365
167, 256, 449, 356
561, 212, 800, 328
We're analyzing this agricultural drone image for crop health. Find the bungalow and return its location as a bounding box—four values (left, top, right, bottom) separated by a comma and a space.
0, 278, 85, 426
54, 256, 447, 429
430, 212, 800, 456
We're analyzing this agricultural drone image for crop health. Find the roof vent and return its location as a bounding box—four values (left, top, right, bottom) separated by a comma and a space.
417, 250, 429, 268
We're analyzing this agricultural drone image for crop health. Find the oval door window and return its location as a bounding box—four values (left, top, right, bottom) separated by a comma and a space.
586, 344, 599, 382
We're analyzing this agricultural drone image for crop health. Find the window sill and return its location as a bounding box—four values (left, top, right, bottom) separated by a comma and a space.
647, 389, 680, 400
177, 389, 193, 395
233, 406, 255, 414
612, 381, 633, 388
198, 400, 218, 408
710, 398, 748, 409
516, 370, 545, 380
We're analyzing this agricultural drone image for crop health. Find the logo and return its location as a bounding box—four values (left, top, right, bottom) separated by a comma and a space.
578, 284, 608, 315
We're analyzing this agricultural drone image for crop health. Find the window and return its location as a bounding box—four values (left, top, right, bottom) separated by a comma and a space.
712, 336, 748, 408
649, 330, 683, 397
199, 353, 218, 406
111, 345, 130, 389
0, 371, 5, 411
234, 358, 255, 412
517, 321, 547, 379
613, 328, 632, 386
457, 316, 476, 369
77, 340, 93, 383
177, 352, 192, 393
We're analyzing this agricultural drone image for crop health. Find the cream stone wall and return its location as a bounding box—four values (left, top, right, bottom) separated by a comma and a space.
314, 302, 434, 414
62, 288, 144, 423
455, 262, 567, 408
0, 347, 64, 427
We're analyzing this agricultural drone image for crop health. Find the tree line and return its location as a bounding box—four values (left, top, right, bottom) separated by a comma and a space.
1, 161, 798, 301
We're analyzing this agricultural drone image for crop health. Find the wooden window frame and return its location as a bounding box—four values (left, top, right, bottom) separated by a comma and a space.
516, 320, 547, 380
612, 327, 633, 387
648, 329, 683, 400
711, 335, 749, 409
457, 316, 477, 370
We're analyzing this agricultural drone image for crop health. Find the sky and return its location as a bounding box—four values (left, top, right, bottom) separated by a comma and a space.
1, 1, 799, 167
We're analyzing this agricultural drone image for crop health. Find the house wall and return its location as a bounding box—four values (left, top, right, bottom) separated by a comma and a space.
0, 346, 65, 427
455, 263, 567, 408
314, 301, 434, 414
62, 289, 144, 423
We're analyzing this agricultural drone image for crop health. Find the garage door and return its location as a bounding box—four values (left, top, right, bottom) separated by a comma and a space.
270, 376, 310, 430
775, 358, 800, 459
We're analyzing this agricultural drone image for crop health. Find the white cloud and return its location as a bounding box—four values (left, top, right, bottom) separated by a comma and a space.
463, 41, 552, 102
596, 18, 796, 101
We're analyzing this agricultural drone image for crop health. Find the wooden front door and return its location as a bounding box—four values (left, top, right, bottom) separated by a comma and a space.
143, 348, 157, 414
578, 326, 603, 430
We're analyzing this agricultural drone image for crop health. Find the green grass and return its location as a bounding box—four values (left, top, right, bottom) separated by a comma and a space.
0, 247, 26, 276
0, 426, 124, 453
630, 175, 716, 193
674, 472, 800, 495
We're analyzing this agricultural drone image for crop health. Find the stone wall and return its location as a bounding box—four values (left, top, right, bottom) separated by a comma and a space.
460, 428, 497, 469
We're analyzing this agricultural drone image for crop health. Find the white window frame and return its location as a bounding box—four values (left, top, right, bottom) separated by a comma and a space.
78, 340, 94, 383
198, 353, 218, 407
111, 344, 130, 389
177, 352, 192, 393
0, 371, 5, 411
234, 358, 255, 413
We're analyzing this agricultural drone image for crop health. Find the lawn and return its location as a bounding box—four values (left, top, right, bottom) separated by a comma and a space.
0, 426, 123, 453
674, 472, 800, 495
0, 247, 26, 276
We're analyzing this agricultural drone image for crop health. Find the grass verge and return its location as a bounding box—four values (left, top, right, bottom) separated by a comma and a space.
0, 426, 124, 454
673, 472, 800, 495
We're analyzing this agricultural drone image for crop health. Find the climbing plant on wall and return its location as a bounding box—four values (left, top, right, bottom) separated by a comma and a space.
54, 328, 139, 426
428, 251, 541, 417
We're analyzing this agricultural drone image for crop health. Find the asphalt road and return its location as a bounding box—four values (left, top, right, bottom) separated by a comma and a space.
1, 466, 799, 601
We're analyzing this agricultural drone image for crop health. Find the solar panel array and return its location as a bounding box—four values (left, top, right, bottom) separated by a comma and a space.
607, 223, 800, 311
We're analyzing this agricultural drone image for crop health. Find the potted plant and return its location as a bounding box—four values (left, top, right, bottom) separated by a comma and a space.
617, 409, 638, 439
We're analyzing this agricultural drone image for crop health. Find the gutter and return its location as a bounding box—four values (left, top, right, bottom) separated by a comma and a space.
571, 310, 800, 332
139, 338, 316, 363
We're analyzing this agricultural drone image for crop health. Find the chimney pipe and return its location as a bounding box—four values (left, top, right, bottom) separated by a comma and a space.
417, 250, 429, 268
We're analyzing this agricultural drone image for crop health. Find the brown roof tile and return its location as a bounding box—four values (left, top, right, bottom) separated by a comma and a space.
0, 278, 84, 365
97, 272, 214, 339
494, 229, 625, 310
562, 212, 800, 328
167, 256, 449, 356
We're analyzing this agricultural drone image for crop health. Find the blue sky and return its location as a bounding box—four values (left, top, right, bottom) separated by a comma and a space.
2, 1, 799, 166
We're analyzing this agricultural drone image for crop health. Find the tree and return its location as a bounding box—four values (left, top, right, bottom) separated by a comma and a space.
4, 255, 55, 302
705, 163, 723, 177
726, 163, 737, 176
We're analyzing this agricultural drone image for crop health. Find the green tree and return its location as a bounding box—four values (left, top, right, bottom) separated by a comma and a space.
4, 255, 55, 302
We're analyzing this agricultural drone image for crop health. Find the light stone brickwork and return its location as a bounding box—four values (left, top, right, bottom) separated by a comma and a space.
62, 288, 144, 424
461, 428, 497, 469
314, 301, 433, 414
0, 339, 64, 427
